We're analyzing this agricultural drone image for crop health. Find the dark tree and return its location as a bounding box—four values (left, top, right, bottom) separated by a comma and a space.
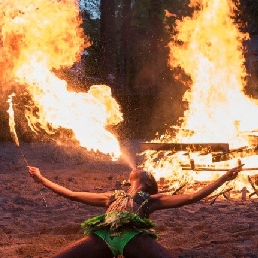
147, 0, 165, 89
99, 0, 116, 82
130, 0, 166, 94
118, 0, 132, 93
234, 0, 258, 35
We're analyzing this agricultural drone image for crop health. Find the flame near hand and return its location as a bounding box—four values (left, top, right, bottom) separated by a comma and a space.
7, 93, 20, 147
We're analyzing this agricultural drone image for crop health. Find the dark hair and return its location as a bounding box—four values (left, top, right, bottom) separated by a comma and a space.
147, 173, 158, 195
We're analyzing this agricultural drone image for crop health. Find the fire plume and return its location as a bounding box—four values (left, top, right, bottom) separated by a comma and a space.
1, 0, 123, 160
169, 0, 258, 147
140, 0, 258, 194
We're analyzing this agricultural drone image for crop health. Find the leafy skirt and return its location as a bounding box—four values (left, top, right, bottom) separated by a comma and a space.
81, 211, 157, 239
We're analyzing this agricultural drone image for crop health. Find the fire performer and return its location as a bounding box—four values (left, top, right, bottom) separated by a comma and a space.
28, 165, 243, 258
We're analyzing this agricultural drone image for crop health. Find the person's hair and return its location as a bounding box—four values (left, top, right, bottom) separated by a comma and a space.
146, 172, 158, 195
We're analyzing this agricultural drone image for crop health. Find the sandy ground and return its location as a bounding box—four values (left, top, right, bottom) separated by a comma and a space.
0, 141, 258, 258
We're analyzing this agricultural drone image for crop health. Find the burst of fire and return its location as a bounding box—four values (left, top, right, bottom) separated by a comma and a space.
1, 0, 123, 160
140, 0, 258, 194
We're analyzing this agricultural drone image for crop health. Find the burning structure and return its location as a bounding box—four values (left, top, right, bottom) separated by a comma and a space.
137, 0, 258, 200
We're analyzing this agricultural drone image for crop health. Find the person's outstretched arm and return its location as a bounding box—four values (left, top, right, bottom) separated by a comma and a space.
28, 166, 111, 207
149, 165, 243, 212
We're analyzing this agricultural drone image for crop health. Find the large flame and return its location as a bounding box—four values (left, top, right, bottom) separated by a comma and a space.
1, 0, 123, 159
169, 0, 258, 148
140, 0, 258, 193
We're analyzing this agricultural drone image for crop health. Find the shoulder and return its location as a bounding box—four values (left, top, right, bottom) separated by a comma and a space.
149, 193, 195, 212
148, 193, 167, 213
149, 193, 163, 203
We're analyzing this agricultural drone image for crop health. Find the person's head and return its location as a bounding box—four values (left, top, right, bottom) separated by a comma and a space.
129, 169, 158, 194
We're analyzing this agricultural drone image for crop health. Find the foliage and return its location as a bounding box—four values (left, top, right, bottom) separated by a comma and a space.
81, 211, 157, 238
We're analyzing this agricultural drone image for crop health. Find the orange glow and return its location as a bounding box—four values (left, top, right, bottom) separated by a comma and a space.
140, 0, 258, 193
1, 0, 123, 160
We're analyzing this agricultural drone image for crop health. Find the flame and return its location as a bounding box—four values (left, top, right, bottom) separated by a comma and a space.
169, 0, 258, 147
140, 0, 258, 194
1, 0, 123, 160
7, 93, 20, 146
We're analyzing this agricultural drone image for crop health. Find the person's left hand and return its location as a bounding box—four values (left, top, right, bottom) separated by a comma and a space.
27, 166, 43, 183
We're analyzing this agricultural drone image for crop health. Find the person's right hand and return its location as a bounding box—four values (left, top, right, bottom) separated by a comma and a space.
27, 166, 43, 183
224, 164, 244, 181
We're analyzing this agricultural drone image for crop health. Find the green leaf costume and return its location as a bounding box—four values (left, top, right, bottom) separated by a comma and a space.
81, 190, 157, 256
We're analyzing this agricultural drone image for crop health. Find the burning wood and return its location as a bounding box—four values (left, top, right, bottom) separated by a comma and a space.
181, 166, 258, 171
171, 183, 187, 195
139, 142, 229, 153
248, 176, 258, 197
223, 191, 231, 201
138, 141, 258, 198
212, 146, 258, 162
158, 183, 187, 195
209, 187, 233, 205
241, 187, 247, 201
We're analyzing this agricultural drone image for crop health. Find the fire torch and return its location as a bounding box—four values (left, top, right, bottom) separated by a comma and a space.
7, 93, 47, 207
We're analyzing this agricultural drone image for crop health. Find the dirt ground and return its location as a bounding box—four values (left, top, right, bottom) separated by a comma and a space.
0, 141, 258, 258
